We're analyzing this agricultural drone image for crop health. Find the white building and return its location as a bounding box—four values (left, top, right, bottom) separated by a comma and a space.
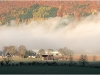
45, 50, 62, 56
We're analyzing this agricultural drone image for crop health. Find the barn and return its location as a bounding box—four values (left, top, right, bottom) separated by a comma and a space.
42, 54, 54, 60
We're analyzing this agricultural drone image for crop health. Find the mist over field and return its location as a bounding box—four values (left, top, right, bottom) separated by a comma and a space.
0, 13, 100, 55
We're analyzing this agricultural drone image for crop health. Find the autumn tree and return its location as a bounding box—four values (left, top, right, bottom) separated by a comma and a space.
57, 5, 63, 17
0, 1, 100, 25
45, 7, 58, 18
2, 46, 14, 65
3, 46, 17, 56
8, 46, 17, 56
33, 6, 51, 19
18, 45, 27, 58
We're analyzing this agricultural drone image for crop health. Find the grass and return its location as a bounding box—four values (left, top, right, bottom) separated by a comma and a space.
11, 57, 41, 63
0, 57, 100, 74
0, 66, 100, 74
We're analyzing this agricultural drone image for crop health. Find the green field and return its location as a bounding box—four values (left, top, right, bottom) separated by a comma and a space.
0, 57, 41, 63
0, 57, 100, 74
0, 66, 100, 74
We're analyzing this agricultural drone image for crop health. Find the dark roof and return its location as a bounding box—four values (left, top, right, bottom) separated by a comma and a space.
42, 54, 53, 57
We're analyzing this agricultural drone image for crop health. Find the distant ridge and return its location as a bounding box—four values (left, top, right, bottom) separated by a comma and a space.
0, 1, 100, 25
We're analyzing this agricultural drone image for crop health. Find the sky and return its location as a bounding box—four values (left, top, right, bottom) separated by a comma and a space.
0, 13, 100, 55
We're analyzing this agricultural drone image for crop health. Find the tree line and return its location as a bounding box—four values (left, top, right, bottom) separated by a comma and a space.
2, 46, 74, 59
0, 4, 58, 25
1, 45, 98, 67
2, 45, 36, 58
36, 47, 74, 59
0, 54, 98, 68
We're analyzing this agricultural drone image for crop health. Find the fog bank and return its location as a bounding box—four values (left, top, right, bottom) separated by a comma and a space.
0, 14, 100, 55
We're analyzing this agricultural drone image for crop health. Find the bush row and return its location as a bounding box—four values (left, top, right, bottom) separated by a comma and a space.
0, 61, 100, 68
0, 61, 76, 66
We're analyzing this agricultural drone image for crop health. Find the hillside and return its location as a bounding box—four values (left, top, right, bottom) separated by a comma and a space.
0, 1, 100, 25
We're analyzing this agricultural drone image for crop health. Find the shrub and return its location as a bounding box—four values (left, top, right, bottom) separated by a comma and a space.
0, 61, 4, 66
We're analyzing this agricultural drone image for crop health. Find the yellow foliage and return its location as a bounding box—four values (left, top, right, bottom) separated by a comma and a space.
13, 9, 24, 17
91, 9, 97, 15
18, 10, 24, 15
59, 6, 62, 9
15, 18, 20, 24
13, 9, 16, 12
88, 11, 90, 13
33, 6, 51, 18
0, 21, 2, 25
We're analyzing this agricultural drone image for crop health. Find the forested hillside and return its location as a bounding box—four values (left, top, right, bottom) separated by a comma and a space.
0, 1, 100, 25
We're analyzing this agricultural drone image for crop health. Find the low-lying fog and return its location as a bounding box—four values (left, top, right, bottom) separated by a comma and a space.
0, 13, 100, 55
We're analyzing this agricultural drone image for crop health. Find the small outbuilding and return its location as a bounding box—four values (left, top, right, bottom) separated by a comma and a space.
42, 54, 54, 60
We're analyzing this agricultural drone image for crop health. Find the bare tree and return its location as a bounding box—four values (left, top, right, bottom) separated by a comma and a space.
58, 48, 65, 56
79, 54, 88, 67
47, 49, 54, 55
38, 49, 45, 58
7, 46, 17, 56
3, 46, 8, 56
58, 47, 74, 56
69, 53, 74, 66
3, 46, 17, 56
58, 47, 69, 56
93, 55, 96, 61
3, 52, 12, 65
18, 45, 27, 58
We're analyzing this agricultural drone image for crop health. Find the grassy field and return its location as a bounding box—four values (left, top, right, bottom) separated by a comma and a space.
0, 57, 41, 63
12, 57, 42, 63
0, 57, 100, 74
0, 66, 100, 74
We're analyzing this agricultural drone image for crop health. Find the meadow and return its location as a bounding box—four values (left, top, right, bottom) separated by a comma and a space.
0, 66, 100, 74
0, 57, 100, 74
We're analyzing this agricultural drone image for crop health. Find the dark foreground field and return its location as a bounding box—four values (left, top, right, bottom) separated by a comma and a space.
0, 57, 100, 74
0, 66, 100, 74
